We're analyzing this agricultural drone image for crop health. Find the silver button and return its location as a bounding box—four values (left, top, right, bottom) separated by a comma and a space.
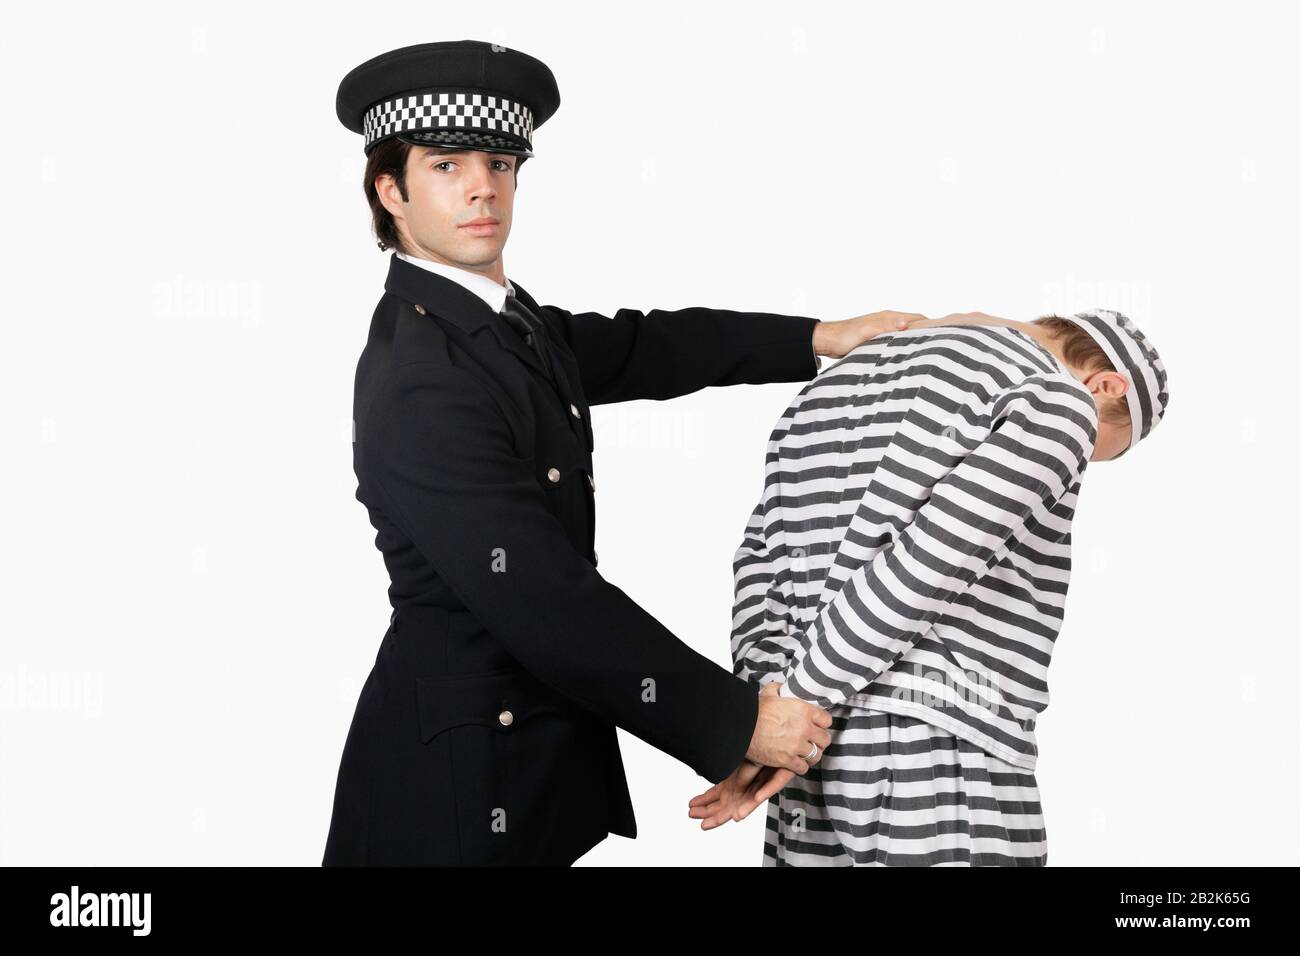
547, 467, 561, 483
413, 303, 426, 315
587, 473, 595, 492
569, 403, 580, 418
497, 709, 514, 727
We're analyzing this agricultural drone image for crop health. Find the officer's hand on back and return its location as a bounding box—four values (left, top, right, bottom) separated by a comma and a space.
812, 310, 926, 359
745, 681, 833, 774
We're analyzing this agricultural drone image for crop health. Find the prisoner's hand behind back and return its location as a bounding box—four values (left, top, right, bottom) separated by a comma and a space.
688, 759, 796, 830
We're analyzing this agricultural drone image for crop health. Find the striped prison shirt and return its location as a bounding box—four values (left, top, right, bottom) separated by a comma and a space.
730, 325, 1099, 769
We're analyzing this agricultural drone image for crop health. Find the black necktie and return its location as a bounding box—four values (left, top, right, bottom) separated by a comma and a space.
499, 294, 555, 383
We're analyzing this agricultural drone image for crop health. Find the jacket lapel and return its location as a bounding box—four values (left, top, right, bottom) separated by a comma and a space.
383, 253, 550, 379
509, 280, 579, 397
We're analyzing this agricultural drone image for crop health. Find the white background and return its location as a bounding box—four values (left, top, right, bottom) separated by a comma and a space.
3, 0, 1297, 866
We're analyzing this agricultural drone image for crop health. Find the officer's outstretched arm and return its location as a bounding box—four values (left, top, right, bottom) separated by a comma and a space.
368, 360, 758, 784
541, 303, 819, 405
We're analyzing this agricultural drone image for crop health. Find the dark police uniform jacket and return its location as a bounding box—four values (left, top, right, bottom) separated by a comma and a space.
323, 252, 820, 865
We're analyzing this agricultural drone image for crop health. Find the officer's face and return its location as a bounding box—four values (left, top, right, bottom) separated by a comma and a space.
384, 145, 516, 271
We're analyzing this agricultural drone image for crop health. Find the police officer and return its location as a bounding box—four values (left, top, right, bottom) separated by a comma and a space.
324, 40, 917, 865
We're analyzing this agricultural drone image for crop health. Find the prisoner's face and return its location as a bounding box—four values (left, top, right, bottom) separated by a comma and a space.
1076, 367, 1132, 461
386, 145, 517, 269
1091, 417, 1133, 461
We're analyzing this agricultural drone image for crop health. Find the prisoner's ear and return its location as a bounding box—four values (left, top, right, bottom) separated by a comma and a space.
1087, 368, 1131, 402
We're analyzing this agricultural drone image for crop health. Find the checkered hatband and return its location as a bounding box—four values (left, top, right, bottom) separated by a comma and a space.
362, 88, 535, 154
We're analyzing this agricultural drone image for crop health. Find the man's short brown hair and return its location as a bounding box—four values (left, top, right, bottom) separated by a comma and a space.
1032, 314, 1131, 427
363, 140, 526, 253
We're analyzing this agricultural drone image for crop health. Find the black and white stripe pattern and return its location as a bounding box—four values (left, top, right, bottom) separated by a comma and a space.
362, 88, 534, 154
764, 709, 1048, 866
731, 326, 1098, 771
1066, 309, 1168, 456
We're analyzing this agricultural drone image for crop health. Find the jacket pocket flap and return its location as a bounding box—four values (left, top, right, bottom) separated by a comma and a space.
415, 668, 568, 743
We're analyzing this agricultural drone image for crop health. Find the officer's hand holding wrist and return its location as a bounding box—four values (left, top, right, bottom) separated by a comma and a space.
745, 681, 833, 774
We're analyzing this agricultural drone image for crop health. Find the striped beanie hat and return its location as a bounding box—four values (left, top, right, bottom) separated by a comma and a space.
1066, 309, 1169, 457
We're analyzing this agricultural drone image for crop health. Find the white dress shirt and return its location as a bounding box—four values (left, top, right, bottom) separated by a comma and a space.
395, 251, 515, 312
